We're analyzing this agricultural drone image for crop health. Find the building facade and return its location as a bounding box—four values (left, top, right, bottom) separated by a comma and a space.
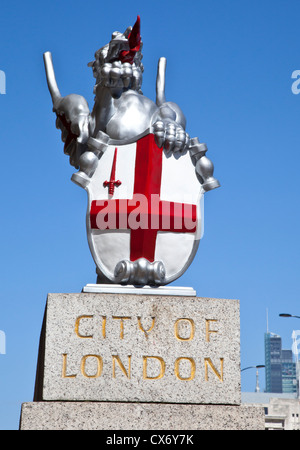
282, 350, 297, 394
264, 332, 297, 394
242, 392, 300, 430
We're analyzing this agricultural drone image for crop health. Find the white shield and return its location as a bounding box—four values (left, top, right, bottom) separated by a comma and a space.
74, 131, 203, 285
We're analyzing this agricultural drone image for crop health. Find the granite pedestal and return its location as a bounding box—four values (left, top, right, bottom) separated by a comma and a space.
19, 292, 265, 430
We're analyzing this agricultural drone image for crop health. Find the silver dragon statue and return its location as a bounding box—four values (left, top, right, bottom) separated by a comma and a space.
44, 16, 220, 287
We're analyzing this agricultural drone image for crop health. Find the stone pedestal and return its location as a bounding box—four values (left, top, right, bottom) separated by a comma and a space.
19, 292, 265, 430
20, 402, 264, 430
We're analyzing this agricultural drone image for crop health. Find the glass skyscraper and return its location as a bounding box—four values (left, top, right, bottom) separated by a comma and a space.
282, 350, 297, 393
265, 332, 282, 393
264, 332, 297, 393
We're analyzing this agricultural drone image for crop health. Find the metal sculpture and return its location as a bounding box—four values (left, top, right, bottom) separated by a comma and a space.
44, 16, 219, 287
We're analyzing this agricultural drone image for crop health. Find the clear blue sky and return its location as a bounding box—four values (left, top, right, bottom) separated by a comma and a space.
1, 0, 300, 429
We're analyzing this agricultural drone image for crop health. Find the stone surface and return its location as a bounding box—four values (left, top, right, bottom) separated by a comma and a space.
34, 293, 241, 405
20, 401, 265, 430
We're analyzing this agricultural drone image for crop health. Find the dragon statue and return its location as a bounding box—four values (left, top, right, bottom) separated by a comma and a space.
44, 16, 219, 287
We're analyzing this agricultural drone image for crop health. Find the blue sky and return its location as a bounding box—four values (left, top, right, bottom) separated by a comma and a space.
1, 0, 300, 429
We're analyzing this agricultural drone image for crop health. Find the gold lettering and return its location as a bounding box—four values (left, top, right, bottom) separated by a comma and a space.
174, 318, 195, 341
62, 353, 77, 378
205, 319, 218, 342
112, 316, 131, 339
204, 357, 224, 382
112, 355, 131, 378
137, 316, 155, 338
174, 357, 196, 381
74, 315, 93, 339
143, 356, 165, 380
101, 315, 106, 339
80, 354, 103, 378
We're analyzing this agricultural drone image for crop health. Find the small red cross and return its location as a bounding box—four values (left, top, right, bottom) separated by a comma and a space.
90, 134, 197, 262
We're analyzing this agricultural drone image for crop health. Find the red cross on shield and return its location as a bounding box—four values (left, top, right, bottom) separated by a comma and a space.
85, 132, 203, 285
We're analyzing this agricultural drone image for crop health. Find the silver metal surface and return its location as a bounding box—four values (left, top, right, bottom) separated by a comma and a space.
114, 258, 166, 285
82, 284, 196, 296
156, 57, 167, 106
44, 16, 220, 287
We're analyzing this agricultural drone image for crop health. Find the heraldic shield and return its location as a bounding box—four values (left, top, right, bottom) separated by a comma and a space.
74, 131, 203, 286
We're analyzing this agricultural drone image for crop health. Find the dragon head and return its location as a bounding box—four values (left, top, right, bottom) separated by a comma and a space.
88, 16, 144, 95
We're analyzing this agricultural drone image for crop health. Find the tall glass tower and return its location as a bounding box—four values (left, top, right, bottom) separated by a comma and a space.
264, 332, 283, 393
282, 350, 297, 394
264, 332, 297, 393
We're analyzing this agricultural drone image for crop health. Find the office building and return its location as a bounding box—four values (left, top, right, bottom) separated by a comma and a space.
242, 392, 300, 430
282, 350, 297, 394
264, 332, 297, 394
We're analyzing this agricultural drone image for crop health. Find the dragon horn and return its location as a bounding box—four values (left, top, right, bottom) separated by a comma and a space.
43, 51, 62, 108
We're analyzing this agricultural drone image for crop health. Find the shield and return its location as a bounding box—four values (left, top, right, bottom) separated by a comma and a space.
74, 131, 203, 286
